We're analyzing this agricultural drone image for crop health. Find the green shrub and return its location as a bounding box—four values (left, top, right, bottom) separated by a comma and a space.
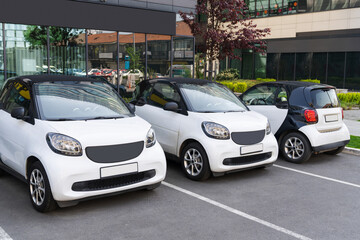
256, 78, 276, 82
217, 69, 240, 80
300, 79, 320, 84
234, 82, 247, 93
338, 93, 360, 105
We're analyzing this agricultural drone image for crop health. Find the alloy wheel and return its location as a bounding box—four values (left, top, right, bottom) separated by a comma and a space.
284, 137, 305, 160
29, 169, 46, 206
184, 148, 203, 177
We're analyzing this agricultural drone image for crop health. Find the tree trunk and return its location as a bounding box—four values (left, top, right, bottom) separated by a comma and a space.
209, 59, 213, 81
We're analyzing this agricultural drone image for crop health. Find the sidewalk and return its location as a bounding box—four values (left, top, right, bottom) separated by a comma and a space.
344, 110, 360, 137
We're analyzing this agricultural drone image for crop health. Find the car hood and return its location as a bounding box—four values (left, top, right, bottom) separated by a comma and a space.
189, 110, 268, 133
36, 116, 151, 147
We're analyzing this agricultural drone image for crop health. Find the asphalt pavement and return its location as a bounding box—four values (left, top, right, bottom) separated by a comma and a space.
1, 153, 360, 240
344, 110, 360, 136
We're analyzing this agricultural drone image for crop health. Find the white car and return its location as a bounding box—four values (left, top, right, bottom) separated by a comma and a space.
123, 69, 144, 81
132, 78, 278, 181
0, 75, 166, 212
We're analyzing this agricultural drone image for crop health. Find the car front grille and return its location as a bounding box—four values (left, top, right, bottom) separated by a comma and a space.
223, 152, 272, 166
72, 170, 156, 192
231, 130, 265, 145
85, 141, 144, 163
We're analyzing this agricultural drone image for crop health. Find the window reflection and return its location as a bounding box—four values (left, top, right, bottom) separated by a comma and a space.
256, 0, 269, 17
0, 23, 3, 88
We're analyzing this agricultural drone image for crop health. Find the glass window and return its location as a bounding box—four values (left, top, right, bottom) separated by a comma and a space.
310, 88, 339, 108
350, 0, 360, 7
256, 0, 269, 17
4, 82, 31, 115
270, 0, 283, 15
0, 23, 3, 88
179, 83, 246, 112
266, 53, 280, 79
147, 34, 171, 78
276, 87, 288, 103
34, 81, 131, 120
173, 36, 194, 78
311, 52, 327, 83
345, 52, 360, 90
242, 85, 278, 105
328, 52, 345, 88
0, 82, 12, 103
255, 53, 267, 79
245, 0, 256, 17
49, 27, 85, 76
6, 24, 47, 78
278, 53, 295, 80
148, 83, 181, 108
295, 53, 311, 80
313, 0, 331, 11
331, 0, 349, 9
242, 53, 254, 79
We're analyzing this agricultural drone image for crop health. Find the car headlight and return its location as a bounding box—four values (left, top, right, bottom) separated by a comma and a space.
202, 122, 230, 140
46, 133, 82, 156
266, 121, 271, 135
146, 128, 156, 148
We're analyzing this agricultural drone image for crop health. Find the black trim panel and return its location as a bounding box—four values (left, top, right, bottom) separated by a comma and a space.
313, 140, 350, 153
231, 130, 265, 145
86, 141, 144, 163
223, 152, 272, 166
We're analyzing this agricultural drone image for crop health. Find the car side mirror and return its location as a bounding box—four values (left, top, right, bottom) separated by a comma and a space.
275, 100, 288, 109
128, 103, 136, 113
11, 107, 25, 119
163, 102, 179, 112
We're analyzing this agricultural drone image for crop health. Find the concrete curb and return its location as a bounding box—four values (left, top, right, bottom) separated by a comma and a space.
344, 147, 360, 156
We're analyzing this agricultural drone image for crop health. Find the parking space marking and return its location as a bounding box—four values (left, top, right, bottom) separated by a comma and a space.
163, 181, 312, 240
274, 165, 360, 188
0, 227, 12, 240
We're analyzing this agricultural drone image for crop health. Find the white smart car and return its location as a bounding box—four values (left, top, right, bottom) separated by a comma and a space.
132, 78, 278, 181
0, 75, 166, 212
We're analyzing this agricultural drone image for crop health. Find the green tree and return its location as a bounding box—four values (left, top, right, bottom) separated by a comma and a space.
126, 47, 142, 72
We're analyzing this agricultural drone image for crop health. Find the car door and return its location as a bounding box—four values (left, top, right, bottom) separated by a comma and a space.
241, 84, 289, 134
135, 82, 184, 155
0, 81, 33, 175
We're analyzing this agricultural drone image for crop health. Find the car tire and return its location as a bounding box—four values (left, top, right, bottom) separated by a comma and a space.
0, 168, 4, 176
180, 142, 211, 181
325, 146, 345, 155
280, 132, 312, 163
28, 162, 57, 212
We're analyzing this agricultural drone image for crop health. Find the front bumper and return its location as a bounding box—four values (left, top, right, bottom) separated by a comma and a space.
201, 133, 279, 173
42, 142, 166, 202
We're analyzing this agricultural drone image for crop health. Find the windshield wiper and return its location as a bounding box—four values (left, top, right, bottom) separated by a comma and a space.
86, 116, 124, 120
48, 118, 76, 121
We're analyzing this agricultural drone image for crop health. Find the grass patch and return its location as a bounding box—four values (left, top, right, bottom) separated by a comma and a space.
347, 135, 360, 149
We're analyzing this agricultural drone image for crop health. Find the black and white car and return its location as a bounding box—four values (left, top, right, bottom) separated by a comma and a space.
240, 81, 350, 163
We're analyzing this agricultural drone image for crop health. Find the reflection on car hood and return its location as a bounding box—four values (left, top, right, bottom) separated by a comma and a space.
37, 116, 151, 147
190, 110, 268, 132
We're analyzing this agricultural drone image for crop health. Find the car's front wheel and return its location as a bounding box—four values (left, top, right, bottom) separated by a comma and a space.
181, 142, 211, 181
28, 162, 57, 212
280, 132, 312, 163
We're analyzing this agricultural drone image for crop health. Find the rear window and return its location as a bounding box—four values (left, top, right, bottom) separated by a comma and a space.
311, 88, 339, 108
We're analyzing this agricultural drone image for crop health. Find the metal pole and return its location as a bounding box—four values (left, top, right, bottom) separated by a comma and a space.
2, 23, 6, 80
170, 36, 174, 78
117, 31, 120, 92
47, 26, 50, 74
325, 52, 329, 83
293, 53, 296, 81
193, 36, 195, 78
85, 29, 89, 77
145, 34, 148, 79
343, 52, 347, 89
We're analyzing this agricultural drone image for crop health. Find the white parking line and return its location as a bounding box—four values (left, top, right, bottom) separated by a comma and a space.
163, 181, 312, 240
274, 165, 360, 188
0, 227, 12, 240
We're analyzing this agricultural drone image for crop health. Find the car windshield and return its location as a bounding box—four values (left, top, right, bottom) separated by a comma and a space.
310, 88, 339, 108
179, 83, 247, 112
34, 81, 131, 120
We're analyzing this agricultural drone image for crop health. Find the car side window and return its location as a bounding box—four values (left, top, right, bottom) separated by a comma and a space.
3, 82, 31, 115
276, 87, 288, 103
0, 82, 12, 104
242, 85, 277, 105
148, 83, 181, 108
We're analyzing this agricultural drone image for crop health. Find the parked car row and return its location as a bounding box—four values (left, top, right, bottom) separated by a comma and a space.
0, 75, 350, 212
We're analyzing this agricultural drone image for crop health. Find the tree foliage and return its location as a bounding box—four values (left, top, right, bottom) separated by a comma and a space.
126, 47, 142, 72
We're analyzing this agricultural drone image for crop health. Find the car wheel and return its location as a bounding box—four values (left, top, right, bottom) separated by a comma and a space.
181, 142, 211, 181
280, 132, 312, 163
28, 162, 57, 212
0, 168, 4, 176
325, 146, 345, 155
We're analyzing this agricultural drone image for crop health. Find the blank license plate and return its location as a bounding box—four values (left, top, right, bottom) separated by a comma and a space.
101, 163, 138, 178
325, 114, 338, 122
241, 144, 263, 155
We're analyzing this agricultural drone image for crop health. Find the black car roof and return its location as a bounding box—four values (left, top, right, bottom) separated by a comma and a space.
257, 81, 334, 89
9, 74, 103, 84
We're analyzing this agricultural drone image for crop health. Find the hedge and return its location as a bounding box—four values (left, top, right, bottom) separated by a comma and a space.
300, 79, 320, 84
338, 93, 360, 105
